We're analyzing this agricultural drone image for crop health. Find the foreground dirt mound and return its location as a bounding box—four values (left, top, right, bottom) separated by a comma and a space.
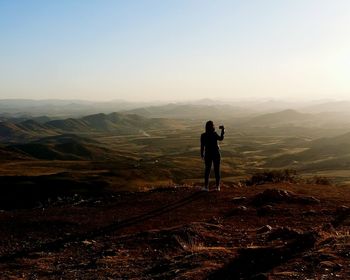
252, 188, 320, 206
0, 183, 349, 279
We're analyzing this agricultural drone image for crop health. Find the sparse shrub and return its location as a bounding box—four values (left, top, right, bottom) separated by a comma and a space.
246, 169, 298, 186
306, 176, 332, 185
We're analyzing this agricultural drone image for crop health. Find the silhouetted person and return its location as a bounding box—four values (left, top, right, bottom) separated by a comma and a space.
200, 120, 225, 191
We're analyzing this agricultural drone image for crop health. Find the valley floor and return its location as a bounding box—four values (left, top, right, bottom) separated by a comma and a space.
0, 183, 350, 279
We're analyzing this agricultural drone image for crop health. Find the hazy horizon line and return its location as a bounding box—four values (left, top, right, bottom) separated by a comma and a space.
0, 97, 349, 104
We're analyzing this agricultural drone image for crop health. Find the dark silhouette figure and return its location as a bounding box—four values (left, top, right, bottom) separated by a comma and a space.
200, 120, 225, 191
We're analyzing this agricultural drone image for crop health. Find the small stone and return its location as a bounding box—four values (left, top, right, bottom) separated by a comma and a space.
225, 206, 248, 217
256, 225, 273, 234
319, 261, 342, 271
231, 196, 247, 203
267, 227, 301, 241
237, 206, 248, 211
103, 249, 117, 257
82, 240, 95, 246
303, 210, 317, 216
319, 253, 339, 261
257, 205, 274, 216
336, 205, 350, 215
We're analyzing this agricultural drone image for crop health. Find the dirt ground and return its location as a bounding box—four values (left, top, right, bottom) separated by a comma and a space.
0, 182, 349, 279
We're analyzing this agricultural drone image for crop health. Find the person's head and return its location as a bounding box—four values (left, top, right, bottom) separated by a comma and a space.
205, 120, 215, 133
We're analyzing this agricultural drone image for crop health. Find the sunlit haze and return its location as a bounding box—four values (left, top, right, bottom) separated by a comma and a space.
1, 0, 350, 101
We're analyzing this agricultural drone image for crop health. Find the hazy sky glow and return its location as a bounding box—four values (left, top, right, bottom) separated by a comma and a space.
1, 0, 350, 101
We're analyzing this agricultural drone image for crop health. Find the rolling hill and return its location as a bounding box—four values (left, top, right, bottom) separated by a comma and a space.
46, 118, 92, 132
0, 112, 183, 144
266, 132, 350, 168
0, 121, 37, 142
46, 112, 178, 134
7, 135, 113, 160
0, 120, 58, 142
242, 109, 315, 127
0, 144, 33, 160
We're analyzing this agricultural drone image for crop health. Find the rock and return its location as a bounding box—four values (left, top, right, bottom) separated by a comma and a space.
272, 271, 298, 277
267, 227, 301, 241
319, 261, 342, 271
232, 182, 245, 188
336, 205, 350, 215
225, 206, 248, 217
293, 231, 317, 251
231, 196, 247, 203
319, 253, 339, 261
238, 205, 248, 211
233, 205, 248, 213
252, 188, 320, 206
257, 205, 274, 216
299, 196, 320, 204
302, 210, 317, 216
253, 189, 291, 206
103, 249, 117, 257
256, 225, 273, 234
82, 240, 96, 246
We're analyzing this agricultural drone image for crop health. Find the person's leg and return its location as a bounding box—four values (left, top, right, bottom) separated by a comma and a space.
204, 157, 212, 190
213, 155, 221, 190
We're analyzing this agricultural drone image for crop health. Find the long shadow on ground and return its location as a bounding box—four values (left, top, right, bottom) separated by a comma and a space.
209, 231, 317, 280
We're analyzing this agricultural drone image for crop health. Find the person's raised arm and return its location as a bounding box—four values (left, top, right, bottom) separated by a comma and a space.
217, 126, 225, 141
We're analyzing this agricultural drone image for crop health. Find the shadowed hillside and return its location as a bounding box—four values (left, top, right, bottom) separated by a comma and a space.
243, 109, 314, 126
7, 135, 112, 160
0, 112, 185, 143
267, 132, 350, 169
0, 120, 57, 142
0, 122, 28, 139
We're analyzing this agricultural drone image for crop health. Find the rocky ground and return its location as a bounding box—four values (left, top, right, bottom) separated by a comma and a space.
0, 182, 349, 279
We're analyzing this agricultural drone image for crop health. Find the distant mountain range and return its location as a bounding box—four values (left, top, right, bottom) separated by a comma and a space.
3, 98, 350, 120
0, 99, 156, 118
123, 103, 254, 119
2, 106, 350, 144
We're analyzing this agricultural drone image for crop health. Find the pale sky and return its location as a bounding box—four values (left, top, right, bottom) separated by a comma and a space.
1, 0, 350, 101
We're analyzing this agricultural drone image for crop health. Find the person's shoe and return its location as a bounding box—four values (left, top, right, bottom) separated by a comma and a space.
201, 186, 209, 192
216, 185, 221, 191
